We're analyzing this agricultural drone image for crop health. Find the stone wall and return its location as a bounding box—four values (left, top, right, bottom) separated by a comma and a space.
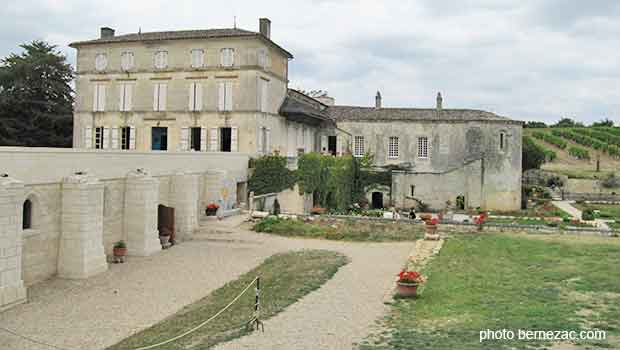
0, 148, 249, 310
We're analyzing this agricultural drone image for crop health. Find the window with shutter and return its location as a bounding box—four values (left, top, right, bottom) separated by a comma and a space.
111, 127, 119, 149
129, 126, 136, 149
231, 127, 238, 152
257, 49, 268, 68
121, 52, 134, 71
119, 83, 133, 112
95, 53, 107, 71
153, 83, 167, 111
200, 128, 207, 152
84, 127, 92, 149
209, 127, 219, 151
190, 49, 204, 68
221, 48, 234, 67
154, 50, 168, 69
225, 82, 233, 111
260, 79, 268, 112
218, 81, 233, 111
180, 127, 189, 151
188, 82, 202, 111
93, 84, 106, 112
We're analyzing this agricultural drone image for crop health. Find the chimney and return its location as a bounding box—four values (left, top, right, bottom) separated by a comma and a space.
259, 18, 271, 39
100, 27, 115, 39
436, 92, 443, 110
375, 91, 382, 109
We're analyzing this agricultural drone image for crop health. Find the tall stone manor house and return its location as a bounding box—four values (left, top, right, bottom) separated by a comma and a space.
0, 18, 521, 312
71, 17, 522, 212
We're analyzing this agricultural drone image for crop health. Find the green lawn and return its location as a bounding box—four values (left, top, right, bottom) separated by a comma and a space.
574, 203, 620, 220
107, 250, 348, 350
254, 217, 423, 242
362, 234, 620, 349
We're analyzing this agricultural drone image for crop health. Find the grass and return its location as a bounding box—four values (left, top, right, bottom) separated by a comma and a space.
361, 234, 620, 350
573, 203, 620, 220
253, 217, 423, 242
107, 250, 348, 350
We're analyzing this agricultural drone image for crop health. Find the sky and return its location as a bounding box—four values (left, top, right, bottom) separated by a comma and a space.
1, 0, 619, 125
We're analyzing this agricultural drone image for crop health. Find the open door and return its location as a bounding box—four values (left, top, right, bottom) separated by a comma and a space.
157, 204, 176, 243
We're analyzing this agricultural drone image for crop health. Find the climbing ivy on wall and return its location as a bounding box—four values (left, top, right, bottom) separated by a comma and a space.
248, 155, 296, 195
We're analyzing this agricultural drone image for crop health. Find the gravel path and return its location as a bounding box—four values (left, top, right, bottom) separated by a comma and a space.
0, 218, 413, 350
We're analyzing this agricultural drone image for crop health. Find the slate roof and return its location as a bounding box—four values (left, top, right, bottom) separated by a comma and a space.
69, 28, 293, 58
328, 106, 520, 124
279, 89, 333, 126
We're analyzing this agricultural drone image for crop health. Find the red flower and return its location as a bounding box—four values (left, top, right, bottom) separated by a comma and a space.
429, 218, 439, 225
207, 203, 220, 209
397, 269, 425, 284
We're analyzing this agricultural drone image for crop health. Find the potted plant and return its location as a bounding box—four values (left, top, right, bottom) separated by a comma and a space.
113, 240, 127, 263
396, 269, 426, 297
424, 217, 440, 240
206, 203, 220, 216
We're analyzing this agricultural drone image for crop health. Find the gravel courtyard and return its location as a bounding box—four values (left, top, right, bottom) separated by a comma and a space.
0, 218, 413, 350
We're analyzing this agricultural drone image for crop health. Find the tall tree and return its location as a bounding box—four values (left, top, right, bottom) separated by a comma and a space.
592, 118, 614, 127
0, 41, 74, 147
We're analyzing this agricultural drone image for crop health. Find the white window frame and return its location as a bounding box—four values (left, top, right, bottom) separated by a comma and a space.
417, 136, 429, 159
121, 126, 132, 150
93, 84, 106, 112
154, 50, 168, 70
190, 49, 205, 68
388, 136, 399, 159
354, 136, 365, 157
218, 81, 233, 111
120, 51, 134, 71
220, 48, 235, 67
153, 83, 167, 112
94, 127, 105, 149
188, 82, 203, 112
119, 83, 133, 112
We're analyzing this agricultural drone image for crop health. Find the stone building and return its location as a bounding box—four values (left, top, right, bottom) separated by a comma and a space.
328, 92, 523, 211
70, 18, 329, 155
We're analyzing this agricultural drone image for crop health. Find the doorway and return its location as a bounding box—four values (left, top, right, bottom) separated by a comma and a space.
371, 192, 384, 209
220, 127, 232, 152
328, 136, 337, 156
157, 204, 175, 242
152, 127, 168, 151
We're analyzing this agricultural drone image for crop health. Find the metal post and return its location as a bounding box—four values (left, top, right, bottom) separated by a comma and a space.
247, 276, 264, 332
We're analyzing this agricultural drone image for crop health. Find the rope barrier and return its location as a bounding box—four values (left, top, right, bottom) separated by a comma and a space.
0, 276, 262, 350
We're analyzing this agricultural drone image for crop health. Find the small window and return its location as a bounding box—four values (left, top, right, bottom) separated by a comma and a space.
93, 84, 106, 112
500, 132, 506, 150
190, 127, 201, 151
95, 127, 105, 149
259, 79, 269, 112
388, 136, 399, 159
354, 136, 365, 157
153, 83, 167, 111
410, 185, 415, 197
188, 82, 203, 111
119, 83, 133, 112
218, 81, 233, 111
95, 53, 107, 71
23, 199, 32, 230
121, 127, 131, 150
190, 49, 204, 68
417, 136, 429, 158
120, 52, 134, 71
154, 50, 168, 69
220, 48, 235, 67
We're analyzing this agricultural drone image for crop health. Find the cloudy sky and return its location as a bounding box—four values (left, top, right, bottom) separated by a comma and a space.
1, 0, 619, 124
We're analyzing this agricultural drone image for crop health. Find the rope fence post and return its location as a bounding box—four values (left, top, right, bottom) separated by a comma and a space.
247, 276, 264, 332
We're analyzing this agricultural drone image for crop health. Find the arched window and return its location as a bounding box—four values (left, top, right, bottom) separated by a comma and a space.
23, 199, 32, 230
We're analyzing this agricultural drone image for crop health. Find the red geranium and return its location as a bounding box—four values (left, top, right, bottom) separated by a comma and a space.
397, 270, 426, 284
428, 218, 439, 225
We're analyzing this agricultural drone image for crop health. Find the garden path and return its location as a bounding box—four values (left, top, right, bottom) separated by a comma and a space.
553, 200, 611, 231
0, 217, 412, 350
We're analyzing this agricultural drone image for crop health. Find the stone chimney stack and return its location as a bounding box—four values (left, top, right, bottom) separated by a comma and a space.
436, 92, 443, 110
100, 27, 115, 39
375, 91, 382, 109
259, 18, 271, 39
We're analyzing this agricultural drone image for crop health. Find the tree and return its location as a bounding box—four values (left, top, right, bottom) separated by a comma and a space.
592, 118, 614, 127
0, 41, 74, 147
524, 121, 548, 128
522, 136, 546, 171
553, 118, 576, 128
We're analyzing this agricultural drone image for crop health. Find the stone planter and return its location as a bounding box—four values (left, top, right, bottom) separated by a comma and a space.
159, 235, 172, 249
205, 207, 218, 216
396, 282, 419, 297
112, 247, 126, 263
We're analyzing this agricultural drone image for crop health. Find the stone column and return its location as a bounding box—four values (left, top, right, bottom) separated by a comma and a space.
171, 172, 199, 241
58, 172, 107, 279
0, 175, 27, 311
124, 169, 161, 256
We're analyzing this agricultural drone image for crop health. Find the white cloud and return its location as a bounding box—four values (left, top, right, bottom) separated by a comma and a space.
0, 0, 618, 124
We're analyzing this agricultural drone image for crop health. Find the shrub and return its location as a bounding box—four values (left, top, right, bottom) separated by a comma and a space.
248, 155, 296, 195
582, 209, 595, 221
568, 146, 590, 160
522, 136, 547, 171
601, 173, 620, 188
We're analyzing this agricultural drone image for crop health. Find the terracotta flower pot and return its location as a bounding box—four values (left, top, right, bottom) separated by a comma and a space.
396, 282, 419, 297
113, 247, 127, 257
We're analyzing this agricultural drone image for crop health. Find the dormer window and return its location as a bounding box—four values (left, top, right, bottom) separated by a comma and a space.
154, 50, 168, 69
95, 53, 107, 71
220, 48, 235, 67
190, 49, 205, 68
120, 52, 134, 71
